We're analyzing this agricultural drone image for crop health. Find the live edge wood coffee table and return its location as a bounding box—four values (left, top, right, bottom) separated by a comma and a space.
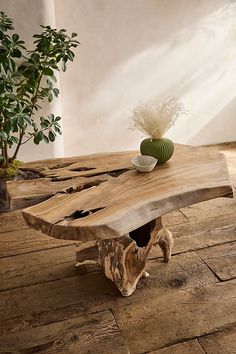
18, 144, 232, 296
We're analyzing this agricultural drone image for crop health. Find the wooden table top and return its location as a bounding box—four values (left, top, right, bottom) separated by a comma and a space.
20, 144, 233, 242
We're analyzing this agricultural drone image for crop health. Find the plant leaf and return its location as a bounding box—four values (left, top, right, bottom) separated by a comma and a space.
42, 67, 54, 76
12, 49, 22, 58
12, 33, 19, 42
48, 131, 55, 142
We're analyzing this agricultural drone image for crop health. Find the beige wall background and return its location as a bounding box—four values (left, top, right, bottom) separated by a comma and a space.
0, 0, 236, 161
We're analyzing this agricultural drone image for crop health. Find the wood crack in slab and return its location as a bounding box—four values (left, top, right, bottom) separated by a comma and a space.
61, 179, 107, 194
65, 207, 107, 221
5, 151, 135, 210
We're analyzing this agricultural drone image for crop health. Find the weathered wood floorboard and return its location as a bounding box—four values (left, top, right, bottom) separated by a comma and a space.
149, 339, 205, 354
165, 213, 236, 239
112, 280, 236, 353
2, 208, 235, 293
198, 326, 236, 354
0, 310, 129, 354
180, 197, 236, 221
0, 210, 28, 233
0, 245, 77, 291
162, 210, 188, 226
2, 217, 236, 291
0, 228, 73, 258
197, 241, 236, 281
0, 252, 217, 335
150, 213, 236, 258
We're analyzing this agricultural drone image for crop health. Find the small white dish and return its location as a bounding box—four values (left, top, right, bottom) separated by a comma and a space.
132, 155, 157, 173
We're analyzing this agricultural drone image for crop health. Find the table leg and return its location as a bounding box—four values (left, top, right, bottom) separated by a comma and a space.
156, 225, 174, 262
75, 216, 174, 296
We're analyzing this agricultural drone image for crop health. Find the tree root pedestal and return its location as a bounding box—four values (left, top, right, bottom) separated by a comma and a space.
75, 217, 173, 296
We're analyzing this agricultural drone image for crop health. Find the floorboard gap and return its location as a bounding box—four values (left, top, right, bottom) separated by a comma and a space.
0, 243, 74, 260
196, 252, 224, 282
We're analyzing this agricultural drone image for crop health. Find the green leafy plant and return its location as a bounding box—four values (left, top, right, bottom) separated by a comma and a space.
0, 12, 79, 177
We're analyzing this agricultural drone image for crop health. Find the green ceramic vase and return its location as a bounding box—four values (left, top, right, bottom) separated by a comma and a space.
140, 137, 174, 164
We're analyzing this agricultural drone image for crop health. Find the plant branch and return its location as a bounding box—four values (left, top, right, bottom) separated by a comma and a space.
3, 141, 8, 167
0, 144, 4, 163
21, 125, 53, 145
20, 135, 33, 145
11, 72, 43, 160
0, 115, 9, 167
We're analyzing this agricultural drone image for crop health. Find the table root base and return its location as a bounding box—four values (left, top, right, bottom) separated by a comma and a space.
75, 217, 173, 296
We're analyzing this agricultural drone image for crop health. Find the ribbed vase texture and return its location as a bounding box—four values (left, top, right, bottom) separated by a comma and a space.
140, 138, 174, 164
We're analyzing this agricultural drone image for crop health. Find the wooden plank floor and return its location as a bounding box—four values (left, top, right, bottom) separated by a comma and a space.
0, 143, 236, 354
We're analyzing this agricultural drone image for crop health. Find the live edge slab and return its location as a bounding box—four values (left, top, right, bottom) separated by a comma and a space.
13, 144, 233, 296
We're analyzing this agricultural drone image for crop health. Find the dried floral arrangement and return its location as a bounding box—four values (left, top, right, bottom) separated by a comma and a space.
131, 97, 187, 139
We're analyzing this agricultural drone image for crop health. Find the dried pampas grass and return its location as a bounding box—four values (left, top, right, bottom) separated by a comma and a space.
131, 97, 187, 139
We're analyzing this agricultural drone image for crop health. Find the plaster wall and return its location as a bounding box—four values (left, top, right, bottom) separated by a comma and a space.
0, 0, 236, 161
55, 0, 236, 156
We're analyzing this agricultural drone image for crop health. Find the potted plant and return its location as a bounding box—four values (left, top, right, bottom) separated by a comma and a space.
0, 12, 79, 209
131, 97, 187, 164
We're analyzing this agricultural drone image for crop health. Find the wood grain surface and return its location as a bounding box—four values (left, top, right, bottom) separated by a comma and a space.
197, 241, 236, 280
0, 252, 217, 335
149, 339, 205, 354
112, 280, 236, 353
22, 145, 233, 241
6, 151, 134, 210
0, 310, 129, 354
198, 326, 236, 354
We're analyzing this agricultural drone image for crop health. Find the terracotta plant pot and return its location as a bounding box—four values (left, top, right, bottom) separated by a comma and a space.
140, 137, 174, 164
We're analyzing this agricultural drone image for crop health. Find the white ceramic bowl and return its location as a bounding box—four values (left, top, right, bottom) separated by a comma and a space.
132, 155, 157, 173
